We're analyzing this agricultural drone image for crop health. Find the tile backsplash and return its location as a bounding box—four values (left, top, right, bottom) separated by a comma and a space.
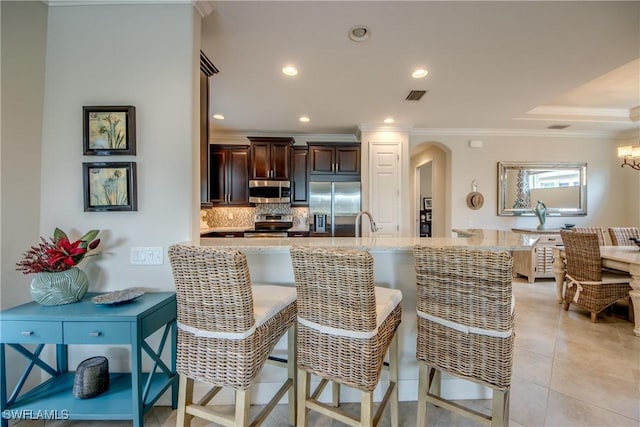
201, 205, 309, 228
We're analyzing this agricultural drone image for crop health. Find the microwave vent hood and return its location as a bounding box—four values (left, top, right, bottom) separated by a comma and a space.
249, 180, 291, 203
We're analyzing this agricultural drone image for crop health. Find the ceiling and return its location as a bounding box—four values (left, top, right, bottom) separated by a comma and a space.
201, 1, 640, 137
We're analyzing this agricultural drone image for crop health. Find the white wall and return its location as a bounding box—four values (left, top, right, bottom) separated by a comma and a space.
0, 0, 49, 396
410, 133, 636, 233
40, 4, 197, 295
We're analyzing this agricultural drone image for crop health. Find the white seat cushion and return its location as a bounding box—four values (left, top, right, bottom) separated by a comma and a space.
177, 284, 296, 340
298, 286, 403, 339
252, 284, 297, 328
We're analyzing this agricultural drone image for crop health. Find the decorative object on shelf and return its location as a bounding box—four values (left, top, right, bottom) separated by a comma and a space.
16, 228, 100, 305
533, 200, 547, 230
83, 106, 136, 155
92, 288, 145, 305
83, 162, 137, 212
423, 197, 432, 210
73, 356, 110, 399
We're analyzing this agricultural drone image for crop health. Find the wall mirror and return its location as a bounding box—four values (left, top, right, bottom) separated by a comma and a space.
497, 161, 587, 216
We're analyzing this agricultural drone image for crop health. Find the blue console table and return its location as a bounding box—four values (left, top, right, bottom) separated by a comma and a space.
0, 292, 177, 426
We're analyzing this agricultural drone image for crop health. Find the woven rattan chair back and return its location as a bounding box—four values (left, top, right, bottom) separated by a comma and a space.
414, 245, 514, 427
560, 231, 602, 282
608, 227, 640, 246
291, 246, 377, 332
414, 245, 514, 389
572, 227, 607, 246
169, 244, 297, 427
169, 245, 255, 334
290, 246, 401, 427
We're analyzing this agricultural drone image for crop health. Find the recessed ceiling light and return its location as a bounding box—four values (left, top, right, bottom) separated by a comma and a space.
282, 65, 298, 76
349, 25, 370, 42
299, 116, 310, 123
212, 114, 224, 120
383, 117, 394, 124
411, 68, 429, 79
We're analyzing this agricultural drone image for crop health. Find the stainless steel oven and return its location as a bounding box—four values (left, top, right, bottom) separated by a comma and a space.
244, 214, 292, 237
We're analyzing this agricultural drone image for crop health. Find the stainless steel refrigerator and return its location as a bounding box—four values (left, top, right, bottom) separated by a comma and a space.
309, 181, 361, 237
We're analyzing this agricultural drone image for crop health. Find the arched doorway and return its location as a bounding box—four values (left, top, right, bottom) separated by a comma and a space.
411, 143, 449, 237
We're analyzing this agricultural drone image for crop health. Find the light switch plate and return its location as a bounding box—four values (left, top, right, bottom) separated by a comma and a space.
130, 247, 163, 265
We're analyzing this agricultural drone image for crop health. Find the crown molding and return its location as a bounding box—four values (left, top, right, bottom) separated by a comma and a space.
358, 124, 414, 133
409, 127, 616, 139
209, 130, 359, 145
45, 0, 192, 6
192, 1, 214, 17
522, 105, 633, 123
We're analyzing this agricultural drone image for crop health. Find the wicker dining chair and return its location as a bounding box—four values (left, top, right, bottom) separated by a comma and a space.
608, 227, 640, 246
168, 245, 297, 427
413, 245, 514, 427
560, 231, 632, 322
572, 226, 607, 246
290, 246, 402, 427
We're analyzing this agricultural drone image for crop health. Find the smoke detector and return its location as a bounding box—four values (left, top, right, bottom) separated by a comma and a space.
349, 25, 370, 42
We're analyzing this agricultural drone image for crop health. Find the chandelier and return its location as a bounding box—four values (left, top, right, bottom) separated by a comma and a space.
618, 145, 640, 170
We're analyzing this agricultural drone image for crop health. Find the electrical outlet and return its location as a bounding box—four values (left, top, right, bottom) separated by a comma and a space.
130, 247, 163, 265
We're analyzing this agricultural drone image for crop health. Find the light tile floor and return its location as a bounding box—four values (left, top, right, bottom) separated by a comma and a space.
12, 278, 640, 426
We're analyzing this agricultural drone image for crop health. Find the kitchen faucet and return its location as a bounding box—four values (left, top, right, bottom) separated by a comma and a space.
355, 211, 378, 238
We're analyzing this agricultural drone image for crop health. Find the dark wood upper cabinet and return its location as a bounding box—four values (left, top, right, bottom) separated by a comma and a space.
200, 51, 218, 207
291, 146, 309, 206
209, 145, 250, 206
308, 142, 361, 179
248, 136, 293, 180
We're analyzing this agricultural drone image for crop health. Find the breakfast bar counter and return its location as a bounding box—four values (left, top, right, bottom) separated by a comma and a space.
177, 230, 536, 404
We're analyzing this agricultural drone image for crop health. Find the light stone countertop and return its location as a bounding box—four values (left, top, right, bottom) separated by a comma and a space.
186, 229, 537, 253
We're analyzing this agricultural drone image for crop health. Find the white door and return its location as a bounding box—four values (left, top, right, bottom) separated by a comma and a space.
370, 142, 400, 237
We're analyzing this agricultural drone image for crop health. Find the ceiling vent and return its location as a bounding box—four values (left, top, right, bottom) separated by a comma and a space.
405, 90, 427, 101
547, 124, 570, 130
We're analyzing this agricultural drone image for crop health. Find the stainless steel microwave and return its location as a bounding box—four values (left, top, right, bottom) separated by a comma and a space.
249, 180, 291, 203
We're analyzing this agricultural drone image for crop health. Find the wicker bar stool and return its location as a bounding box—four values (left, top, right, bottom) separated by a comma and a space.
414, 245, 515, 427
168, 245, 297, 427
572, 226, 607, 246
290, 246, 402, 427
608, 227, 640, 246
560, 231, 632, 322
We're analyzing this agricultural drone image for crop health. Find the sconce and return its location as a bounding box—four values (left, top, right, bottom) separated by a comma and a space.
618, 145, 640, 170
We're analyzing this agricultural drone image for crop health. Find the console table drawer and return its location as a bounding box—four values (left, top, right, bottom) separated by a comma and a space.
538, 235, 561, 245
63, 321, 130, 344
1, 321, 63, 344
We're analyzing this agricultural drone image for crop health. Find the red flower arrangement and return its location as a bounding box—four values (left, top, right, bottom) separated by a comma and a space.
16, 228, 100, 274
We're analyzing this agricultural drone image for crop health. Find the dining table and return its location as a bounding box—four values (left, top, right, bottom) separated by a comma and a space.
552, 245, 640, 336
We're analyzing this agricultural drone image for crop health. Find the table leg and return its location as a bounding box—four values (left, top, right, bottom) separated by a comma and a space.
131, 326, 143, 427
552, 250, 565, 303
629, 266, 640, 337
1, 344, 7, 427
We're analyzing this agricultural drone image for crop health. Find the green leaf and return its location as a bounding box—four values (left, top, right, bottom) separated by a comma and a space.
53, 228, 68, 242
80, 230, 99, 242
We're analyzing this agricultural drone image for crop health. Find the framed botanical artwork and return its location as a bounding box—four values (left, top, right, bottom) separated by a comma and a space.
83, 106, 136, 155
423, 197, 433, 210
83, 162, 137, 212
